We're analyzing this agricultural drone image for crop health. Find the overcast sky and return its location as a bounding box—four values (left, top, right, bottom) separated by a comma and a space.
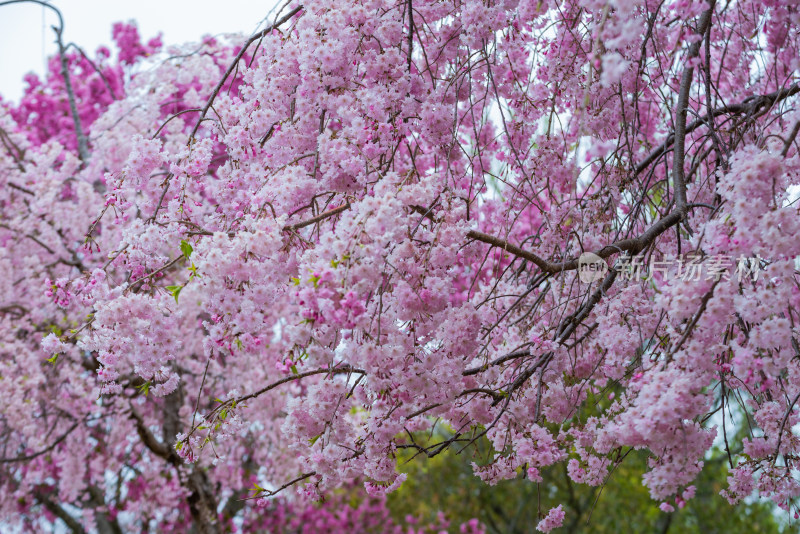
0, 0, 280, 102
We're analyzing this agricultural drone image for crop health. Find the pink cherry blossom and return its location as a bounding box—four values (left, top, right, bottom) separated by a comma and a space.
1, 0, 799, 530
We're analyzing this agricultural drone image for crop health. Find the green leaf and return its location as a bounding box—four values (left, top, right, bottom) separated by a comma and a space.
46, 353, 59, 365
290, 277, 301, 286
309, 433, 322, 446
166, 285, 183, 303
290, 365, 299, 375
180, 240, 193, 259
136, 381, 152, 397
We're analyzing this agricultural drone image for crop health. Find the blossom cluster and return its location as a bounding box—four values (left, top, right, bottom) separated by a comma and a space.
0, 0, 799, 531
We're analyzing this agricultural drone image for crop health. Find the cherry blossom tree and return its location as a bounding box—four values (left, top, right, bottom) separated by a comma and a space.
0, 0, 799, 531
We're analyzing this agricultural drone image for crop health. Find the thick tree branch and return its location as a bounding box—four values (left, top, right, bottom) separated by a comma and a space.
238, 365, 365, 404
466, 210, 680, 274
129, 404, 180, 466
284, 202, 351, 232
635, 83, 799, 175
0, 2, 89, 162
34, 488, 87, 534
672, 2, 715, 214
0, 422, 78, 464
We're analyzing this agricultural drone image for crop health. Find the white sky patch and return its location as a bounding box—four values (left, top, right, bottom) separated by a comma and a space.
0, 0, 280, 102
